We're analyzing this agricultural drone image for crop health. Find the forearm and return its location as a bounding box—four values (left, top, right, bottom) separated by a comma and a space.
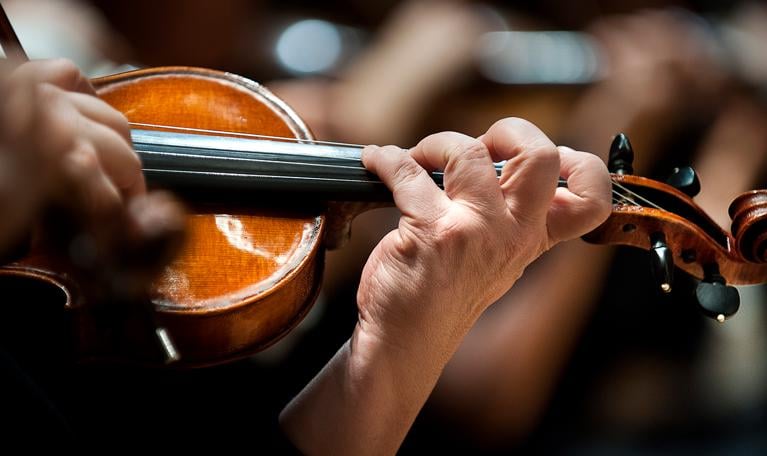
280, 118, 612, 454
280, 317, 471, 455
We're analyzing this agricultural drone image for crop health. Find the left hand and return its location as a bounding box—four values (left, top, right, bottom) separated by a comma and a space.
281, 117, 611, 456
358, 118, 612, 350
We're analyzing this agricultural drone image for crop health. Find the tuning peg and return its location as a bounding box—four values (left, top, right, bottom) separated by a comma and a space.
650, 233, 674, 293
666, 166, 700, 197
608, 133, 634, 175
695, 265, 740, 322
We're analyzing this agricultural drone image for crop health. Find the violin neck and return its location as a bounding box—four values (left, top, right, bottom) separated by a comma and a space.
133, 129, 396, 202
133, 129, 518, 203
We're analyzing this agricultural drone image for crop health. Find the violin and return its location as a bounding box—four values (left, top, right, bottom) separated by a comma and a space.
1, 12, 766, 368
0, 64, 763, 367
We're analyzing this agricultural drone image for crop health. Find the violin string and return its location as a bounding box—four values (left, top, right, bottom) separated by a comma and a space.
133, 124, 661, 210
611, 180, 666, 211
138, 149, 369, 171
612, 187, 645, 207
557, 177, 640, 207
613, 190, 637, 206
145, 166, 632, 201
142, 154, 644, 208
129, 122, 368, 149
138, 149, 508, 188
143, 162, 636, 207
141, 148, 638, 205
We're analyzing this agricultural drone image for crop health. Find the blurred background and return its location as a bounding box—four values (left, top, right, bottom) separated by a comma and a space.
3, 0, 767, 453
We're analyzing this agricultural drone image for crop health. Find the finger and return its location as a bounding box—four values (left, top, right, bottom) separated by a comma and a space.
362, 145, 448, 222
128, 191, 186, 244
124, 191, 187, 270
10, 59, 95, 95
77, 116, 145, 197
480, 118, 560, 224
33, 84, 143, 197
546, 146, 612, 243
409, 132, 504, 212
57, 140, 124, 231
64, 91, 132, 145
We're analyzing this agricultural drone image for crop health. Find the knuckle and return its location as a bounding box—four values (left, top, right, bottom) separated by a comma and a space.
490, 117, 557, 156
434, 215, 513, 275
50, 58, 83, 88
126, 146, 142, 171
392, 157, 423, 184
584, 151, 607, 169
36, 82, 61, 104
393, 225, 423, 260
94, 97, 131, 135
526, 141, 559, 165
434, 219, 471, 252
378, 145, 403, 155
111, 131, 142, 170
41, 99, 79, 146
596, 190, 614, 220
65, 143, 101, 177
121, 148, 143, 185
495, 116, 535, 131
114, 111, 130, 135
583, 156, 612, 218
491, 117, 544, 141
433, 210, 484, 249
48, 58, 79, 76
424, 131, 460, 143
430, 130, 467, 142
453, 138, 490, 162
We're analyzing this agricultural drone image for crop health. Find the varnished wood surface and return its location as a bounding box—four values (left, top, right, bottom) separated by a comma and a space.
584, 175, 767, 285
729, 190, 767, 264
6, 67, 327, 366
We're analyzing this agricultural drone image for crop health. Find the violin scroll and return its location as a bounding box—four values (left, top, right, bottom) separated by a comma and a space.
583, 133, 767, 321
729, 190, 767, 264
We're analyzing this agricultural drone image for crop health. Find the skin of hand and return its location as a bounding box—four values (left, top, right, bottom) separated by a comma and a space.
0, 58, 138, 250
0, 58, 184, 289
280, 118, 612, 455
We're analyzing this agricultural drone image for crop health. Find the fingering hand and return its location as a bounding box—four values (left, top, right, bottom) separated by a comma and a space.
359, 118, 611, 349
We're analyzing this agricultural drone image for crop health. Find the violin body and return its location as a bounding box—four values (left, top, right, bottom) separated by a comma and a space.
2, 67, 327, 366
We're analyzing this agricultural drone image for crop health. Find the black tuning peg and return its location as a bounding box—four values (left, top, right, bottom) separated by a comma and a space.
608, 133, 634, 175
695, 264, 740, 322
650, 233, 673, 293
666, 166, 701, 197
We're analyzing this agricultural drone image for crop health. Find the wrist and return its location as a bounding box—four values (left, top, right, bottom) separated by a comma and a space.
351, 294, 482, 388
355, 292, 484, 366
